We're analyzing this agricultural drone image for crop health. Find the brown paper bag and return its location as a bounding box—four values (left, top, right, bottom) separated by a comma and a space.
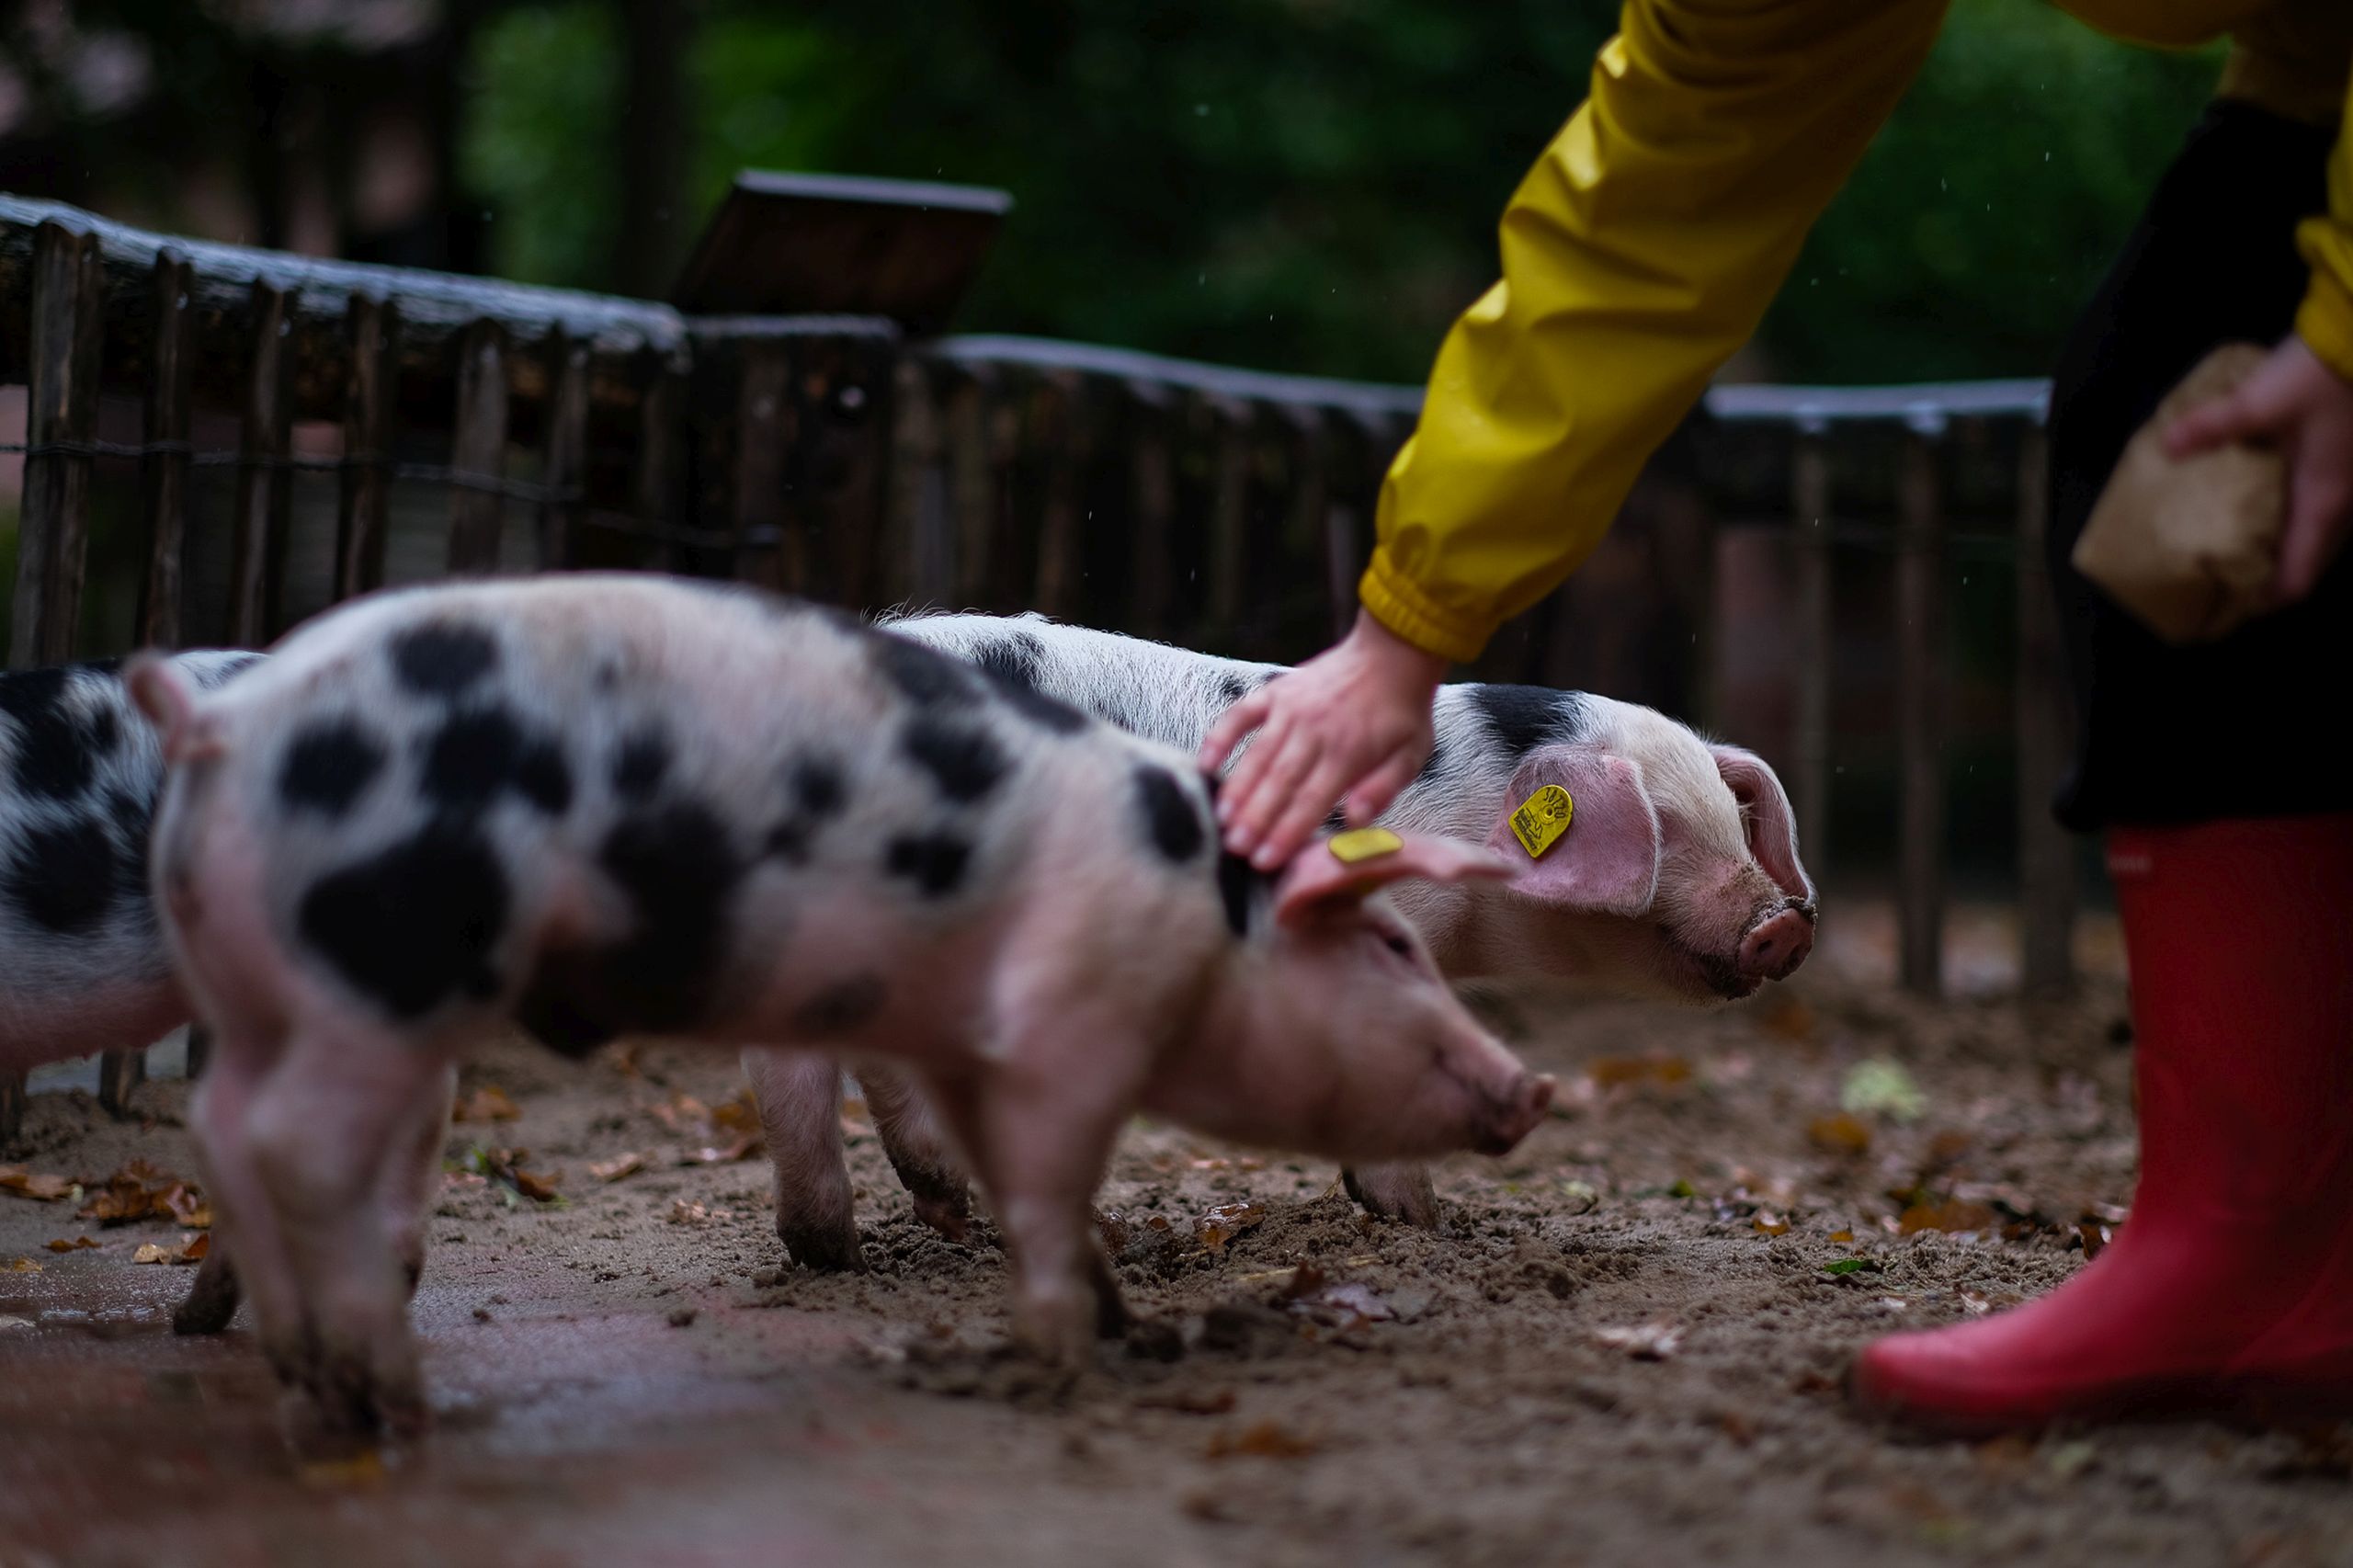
2073, 343, 2285, 644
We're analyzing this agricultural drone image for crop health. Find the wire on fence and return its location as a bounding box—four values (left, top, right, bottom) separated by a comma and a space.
0, 437, 759, 550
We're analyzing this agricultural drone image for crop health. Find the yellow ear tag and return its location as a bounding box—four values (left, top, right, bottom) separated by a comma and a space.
1327, 826, 1404, 864
1508, 785, 1574, 859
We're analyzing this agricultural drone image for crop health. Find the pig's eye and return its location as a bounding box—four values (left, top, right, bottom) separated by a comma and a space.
1381, 933, 1414, 959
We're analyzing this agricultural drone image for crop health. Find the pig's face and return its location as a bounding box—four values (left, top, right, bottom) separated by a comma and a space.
1164, 835, 1553, 1163
1468, 706, 1816, 1004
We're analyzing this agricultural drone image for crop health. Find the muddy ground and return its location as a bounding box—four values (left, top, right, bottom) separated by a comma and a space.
4, 903, 2350, 1568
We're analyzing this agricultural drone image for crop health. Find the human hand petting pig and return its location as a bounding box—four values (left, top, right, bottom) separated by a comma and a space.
1200, 609, 1449, 870
2166, 334, 2353, 606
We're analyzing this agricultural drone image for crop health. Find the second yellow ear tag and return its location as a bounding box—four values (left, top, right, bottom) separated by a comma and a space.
1508, 785, 1574, 859
1328, 826, 1404, 863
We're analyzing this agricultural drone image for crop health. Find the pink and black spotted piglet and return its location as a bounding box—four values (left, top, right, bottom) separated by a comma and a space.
129, 572, 1552, 1436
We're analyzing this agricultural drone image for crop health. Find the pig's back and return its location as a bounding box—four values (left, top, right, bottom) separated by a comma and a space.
187, 576, 1214, 1051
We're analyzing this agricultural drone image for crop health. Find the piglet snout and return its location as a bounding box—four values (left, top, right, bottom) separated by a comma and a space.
1737, 903, 1816, 983
1477, 1072, 1556, 1156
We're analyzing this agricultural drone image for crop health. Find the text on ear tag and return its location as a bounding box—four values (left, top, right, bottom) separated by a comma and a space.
1327, 826, 1404, 863
1508, 785, 1574, 859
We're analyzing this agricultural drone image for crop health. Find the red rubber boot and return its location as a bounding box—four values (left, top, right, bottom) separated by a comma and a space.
1851, 813, 2353, 1433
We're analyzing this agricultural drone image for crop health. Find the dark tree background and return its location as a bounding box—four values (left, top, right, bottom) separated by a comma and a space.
5, 0, 2222, 385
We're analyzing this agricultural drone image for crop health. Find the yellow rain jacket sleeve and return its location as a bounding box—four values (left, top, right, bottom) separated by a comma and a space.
2294, 70, 2353, 376
1363, 0, 2353, 664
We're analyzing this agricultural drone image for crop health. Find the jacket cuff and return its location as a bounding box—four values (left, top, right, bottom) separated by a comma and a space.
2293, 233, 2353, 385
1358, 550, 1493, 666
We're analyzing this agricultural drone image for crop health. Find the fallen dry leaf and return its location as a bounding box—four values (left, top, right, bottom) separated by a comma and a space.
160, 1184, 212, 1229
1757, 994, 1815, 1042
1205, 1419, 1318, 1460
462, 1147, 561, 1204
1193, 1200, 1267, 1254
1841, 1059, 1927, 1122
1806, 1112, 1872, 1156
0, 1165, 76, 1203
3, 1257, 41, 1273
1134, 1388, 1237, 1415
76, 1160, 200, 1225
452, 1085, 521, 1123
1290, 1280, 1392, 1330
1753, 1211, 1790, 1236
43, 1237, 99, 1253
678, 1135, 761, 1166
1595, 1321, 1684, 1360
297, 1449, 388, 1489
587, 1152, 647, 1184
1827, 1228, 1855, 1244
1587, 1055, 1692, 1090
669, 1199, 712, 1226
2076, 1221, 2113, 1260
1898, 1199, 1998, 1235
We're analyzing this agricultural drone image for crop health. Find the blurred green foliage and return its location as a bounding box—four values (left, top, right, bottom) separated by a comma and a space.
462, 0, 2222, 383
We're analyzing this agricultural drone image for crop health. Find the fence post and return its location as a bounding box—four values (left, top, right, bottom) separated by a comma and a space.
8, 220, 102, 667
892, 357, 951, 606
1032, 371, 1087, 619
729, 340, 792, 589
335, 294, 396, 600
228, 279, 291, 646
537, 332, 593, 573
1205, 398, 1252, 643
2014, 426, 2075, 994
635, 349, 688, 572
1895, 423, 1947, 996
1126, 385, 1176, 640
5, 220, 103, 1140
135, 247, 194, 649
448, 319, 510, 572
947, 370, 995, 608
1790, 428, 1834, 879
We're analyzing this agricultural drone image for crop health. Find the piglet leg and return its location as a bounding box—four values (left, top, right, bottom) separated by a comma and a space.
857, 1062, 974, 1244
1343, 1163, 1443, 1231
743, 1047, 867, 1272
381, 1064, 456, 1299
174, 1244, 244, 1335
926, 1052, 1137, 1367
245, 1033, 451, 1438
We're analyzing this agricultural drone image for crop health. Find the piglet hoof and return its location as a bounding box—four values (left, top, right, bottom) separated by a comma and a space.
778, 1217, 870, 1274
908, 1186, 972, 1245
302, 1343, 426, 1443
173, 1250, 244, 1336
1342, 1164, 1443, 1231
1090, 1255, 1132, 1341
1014, 1295, 1099, 1370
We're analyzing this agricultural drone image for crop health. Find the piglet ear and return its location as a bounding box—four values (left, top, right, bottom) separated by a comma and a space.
124, 653, 222, 766
1485, 748, 1661, 917
1709, 744, 1814, 904
1273, 831, 1517, 927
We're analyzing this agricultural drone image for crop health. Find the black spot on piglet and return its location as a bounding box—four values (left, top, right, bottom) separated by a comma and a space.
390, 621, 499, 699
885, 834, 971, 897
901, 718, 1006, 804
298, 823, 509, 1019
1133, 765, 1204, 864
970, 631, 1044, 693
420, 709, 572, 817
279, 720, 388, 817
871, 635, 975, 708
4, 817, 119, 934
611, 729, 670, 801
1, 666, 94, 801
